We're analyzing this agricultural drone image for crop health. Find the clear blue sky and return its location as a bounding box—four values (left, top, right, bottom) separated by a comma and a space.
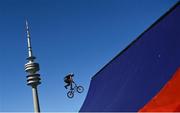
0, 0, 178, 112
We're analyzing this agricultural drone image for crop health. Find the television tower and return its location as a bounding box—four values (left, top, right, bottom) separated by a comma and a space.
24, 20, 41, 113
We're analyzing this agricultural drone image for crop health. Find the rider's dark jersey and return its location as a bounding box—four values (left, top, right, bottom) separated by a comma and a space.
64, 74, 74, 83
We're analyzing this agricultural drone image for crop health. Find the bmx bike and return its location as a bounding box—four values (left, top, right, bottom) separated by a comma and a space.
67, 82, 84, 98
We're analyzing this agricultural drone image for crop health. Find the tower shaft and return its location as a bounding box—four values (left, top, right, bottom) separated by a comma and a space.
32, 86, 40, 113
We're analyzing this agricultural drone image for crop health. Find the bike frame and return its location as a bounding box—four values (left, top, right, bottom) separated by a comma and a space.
70, 81, 77, 90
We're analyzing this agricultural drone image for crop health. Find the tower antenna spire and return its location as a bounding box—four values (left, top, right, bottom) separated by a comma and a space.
25, 20, 41, 113
25, 20, 35, 61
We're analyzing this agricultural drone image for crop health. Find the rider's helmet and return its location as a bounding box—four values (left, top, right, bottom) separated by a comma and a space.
64, 73, 74, 81
69, 73, 74, 77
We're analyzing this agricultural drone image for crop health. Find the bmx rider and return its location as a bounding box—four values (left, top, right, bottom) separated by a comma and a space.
64, 73, 74, 89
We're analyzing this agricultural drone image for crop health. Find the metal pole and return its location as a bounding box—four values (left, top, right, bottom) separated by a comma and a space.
32, 86, 40, 113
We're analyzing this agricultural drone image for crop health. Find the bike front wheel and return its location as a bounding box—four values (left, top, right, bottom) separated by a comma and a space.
77, 86, 84, 93
67, 91, 74, 98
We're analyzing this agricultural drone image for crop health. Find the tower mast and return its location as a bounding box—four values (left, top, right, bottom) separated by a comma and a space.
25, 20, 41, 113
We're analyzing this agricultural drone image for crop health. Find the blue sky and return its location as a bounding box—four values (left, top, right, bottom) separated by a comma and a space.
0, 0, 178, 112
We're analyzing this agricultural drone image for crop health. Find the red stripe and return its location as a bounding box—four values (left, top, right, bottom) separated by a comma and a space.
139, 68, 180, 112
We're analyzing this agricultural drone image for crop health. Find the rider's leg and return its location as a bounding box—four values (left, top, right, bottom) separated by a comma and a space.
70, 82, 73, 90
64, 84, 68, 89
65, 83, 70, 89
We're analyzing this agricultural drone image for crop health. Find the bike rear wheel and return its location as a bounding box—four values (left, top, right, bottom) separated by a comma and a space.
77, 86, 84, 93
67, 90, 74, 98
